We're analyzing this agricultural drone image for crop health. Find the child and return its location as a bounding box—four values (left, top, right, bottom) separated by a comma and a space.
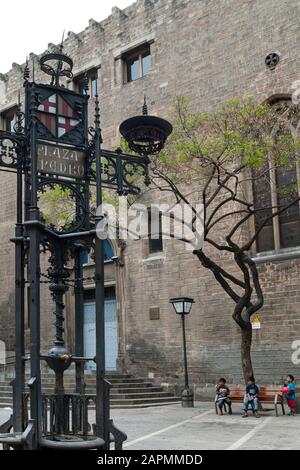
243, 376, 260, 418
282, 375, 296, 416
215, 377, 232, 415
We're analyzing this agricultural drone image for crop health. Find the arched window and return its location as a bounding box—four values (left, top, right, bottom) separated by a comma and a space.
253, 97, 300, 253
82, 240, 114, 265
103, 239, 114, 260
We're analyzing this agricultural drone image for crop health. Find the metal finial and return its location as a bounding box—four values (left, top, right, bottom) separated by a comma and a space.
59, 30, 65, 51
40, 47, 73, 87
142, 95, 148, 115
23, 57, 30, 81
82, 73, 89, 94
13, 89, 25, 134
94, 92, 103, 143
32, 58, 35, 82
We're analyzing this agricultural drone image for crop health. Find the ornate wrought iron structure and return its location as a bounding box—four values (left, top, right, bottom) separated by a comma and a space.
0, 47, 172, 450
119, 96, 172, 156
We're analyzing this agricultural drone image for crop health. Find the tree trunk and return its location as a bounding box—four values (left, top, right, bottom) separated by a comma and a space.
241, 327, 254, 382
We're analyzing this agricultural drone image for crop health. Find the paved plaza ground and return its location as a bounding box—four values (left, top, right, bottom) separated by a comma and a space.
1, 402, 299, 450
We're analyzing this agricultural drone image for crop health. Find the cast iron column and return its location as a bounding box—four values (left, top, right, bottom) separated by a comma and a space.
13, 158, 25, 432
94, 92, 108, 446
181, 314, 194, 407
74, 247, 85, 394
27, 82, 42, 446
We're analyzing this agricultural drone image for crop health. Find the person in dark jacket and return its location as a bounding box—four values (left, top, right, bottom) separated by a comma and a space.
243, 376, 260, 418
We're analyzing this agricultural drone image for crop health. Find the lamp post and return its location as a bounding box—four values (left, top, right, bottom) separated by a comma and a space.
170, 297, 194, 408
0, 47, 172, 450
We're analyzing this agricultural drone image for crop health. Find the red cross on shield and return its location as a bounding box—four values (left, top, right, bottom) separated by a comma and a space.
36, 94, 80, 138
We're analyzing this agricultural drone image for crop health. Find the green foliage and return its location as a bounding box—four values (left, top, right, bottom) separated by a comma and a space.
37, 95, 300, 225
38, 184, 76, 230
152, 95, 300, 186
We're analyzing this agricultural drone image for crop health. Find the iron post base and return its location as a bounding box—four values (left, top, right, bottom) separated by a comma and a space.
181, 387, 194, 408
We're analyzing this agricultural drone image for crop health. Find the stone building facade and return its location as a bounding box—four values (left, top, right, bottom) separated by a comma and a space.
1, 0, 300, 389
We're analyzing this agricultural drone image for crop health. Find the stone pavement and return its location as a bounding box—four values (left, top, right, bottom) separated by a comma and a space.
1, 402, 300, 450
112, 402, 300, 450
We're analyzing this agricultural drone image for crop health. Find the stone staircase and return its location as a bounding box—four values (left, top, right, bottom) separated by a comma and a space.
0, 372, 180, 409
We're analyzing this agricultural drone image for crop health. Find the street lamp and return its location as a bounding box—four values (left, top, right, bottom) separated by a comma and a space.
119, 96, 173, 156
170, 297, 194, 408
0, 45, 172, 450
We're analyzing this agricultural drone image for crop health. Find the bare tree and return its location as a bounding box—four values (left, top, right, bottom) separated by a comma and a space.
148, 95, 300, 381
42, 95, 300, 381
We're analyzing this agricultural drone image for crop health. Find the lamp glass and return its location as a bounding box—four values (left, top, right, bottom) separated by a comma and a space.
173, 301, 184, 314
170, 297, 194, 315
184, 301, 193, 314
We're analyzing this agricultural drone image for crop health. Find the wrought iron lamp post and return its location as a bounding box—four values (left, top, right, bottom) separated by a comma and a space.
170, 297, 194, 408
0, 46, 172, 450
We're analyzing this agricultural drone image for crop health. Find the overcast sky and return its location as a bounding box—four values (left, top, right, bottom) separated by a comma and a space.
0, 0, 134, 73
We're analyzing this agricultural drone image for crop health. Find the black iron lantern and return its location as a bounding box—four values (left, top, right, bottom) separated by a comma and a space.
170, 297, 194, 315
119, 97, 172, 156
170, 296, 194, 408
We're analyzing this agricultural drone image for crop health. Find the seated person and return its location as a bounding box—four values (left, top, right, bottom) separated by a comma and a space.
243, 376, 260, 418
215, 377, 232, 415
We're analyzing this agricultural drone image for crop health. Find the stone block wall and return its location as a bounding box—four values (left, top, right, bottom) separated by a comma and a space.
1, 0, 300, 386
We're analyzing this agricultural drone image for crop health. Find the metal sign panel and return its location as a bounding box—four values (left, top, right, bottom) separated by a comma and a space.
26, 84, 87, 147
37, 142, 85, 178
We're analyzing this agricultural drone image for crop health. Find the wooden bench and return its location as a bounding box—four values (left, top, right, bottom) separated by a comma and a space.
215, 385, 285, 416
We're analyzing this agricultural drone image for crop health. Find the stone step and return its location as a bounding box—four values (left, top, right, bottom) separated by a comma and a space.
0, 384, 12, 392
36, 382, 155, 389
110, 401, 181, 409
0, 372, 178, 409
25, 382, 156, 391
3, 380, 156, 389
25, 374, 133, 381
0, 387, 170, 398
0, 391, 174, 401
0, 401, 12, 407
107, 396, 180, 406
39, 377, 150, 384
0, 387, 170, 400
0, 384, 163, 393
110, 391, 173, 399
0, 400, 181, 410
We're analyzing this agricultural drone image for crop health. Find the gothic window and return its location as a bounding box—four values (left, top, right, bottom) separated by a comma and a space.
0, 106, 18, 132
83, 285, 115, 301
103, 239, 114, 260
276, 161, 300, 248
253, 98, 300, 253
74, 68, 98, 97
252, 163, 275, 252
82, 249, 89, 265
82, 240, 114, 264
123, 44, 151, 83
91, 72, 98, 97
148, 207, 163, 254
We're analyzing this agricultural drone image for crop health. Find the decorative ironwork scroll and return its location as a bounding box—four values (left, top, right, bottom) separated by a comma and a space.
0, 133, 25, 169
87, 147, 150, 194
37, 178, 88, 233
